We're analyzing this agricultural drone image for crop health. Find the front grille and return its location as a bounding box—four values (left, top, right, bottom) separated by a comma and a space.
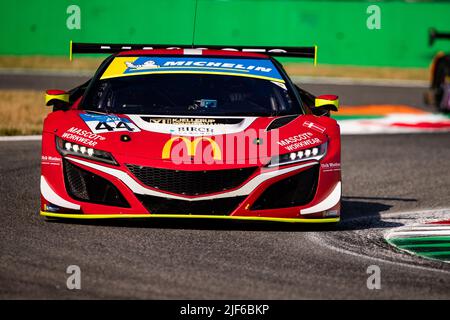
126, 165, 257, 195
63, 159, 130, 207
136, 194, 246, 215
251, 165, 319, 210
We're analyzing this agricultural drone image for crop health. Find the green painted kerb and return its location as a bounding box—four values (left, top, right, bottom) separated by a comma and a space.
0, 0, 449, 67
387, 236, 450, 262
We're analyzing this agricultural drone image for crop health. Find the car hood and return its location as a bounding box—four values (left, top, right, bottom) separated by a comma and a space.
47, 111, 329, 166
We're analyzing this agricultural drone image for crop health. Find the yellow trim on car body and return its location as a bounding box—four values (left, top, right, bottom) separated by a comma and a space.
315, 97, 339, 109
45, 92, 69, 105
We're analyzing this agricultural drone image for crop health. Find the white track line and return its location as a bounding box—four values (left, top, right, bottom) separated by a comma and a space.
0, 135, 41, 141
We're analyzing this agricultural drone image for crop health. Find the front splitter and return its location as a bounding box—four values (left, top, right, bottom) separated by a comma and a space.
40, 210, 339, 223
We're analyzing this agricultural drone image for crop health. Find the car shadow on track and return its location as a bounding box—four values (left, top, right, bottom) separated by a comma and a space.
45, 196, 414, 232
338, 196, 417, 231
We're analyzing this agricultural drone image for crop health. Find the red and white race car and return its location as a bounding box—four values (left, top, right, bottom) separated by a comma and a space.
40, 43, 341, 223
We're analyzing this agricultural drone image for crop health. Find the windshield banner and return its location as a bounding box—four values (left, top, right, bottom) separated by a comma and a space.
101, 57, 285, 82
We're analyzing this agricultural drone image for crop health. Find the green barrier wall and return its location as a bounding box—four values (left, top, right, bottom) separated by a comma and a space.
1, 0, 450, 67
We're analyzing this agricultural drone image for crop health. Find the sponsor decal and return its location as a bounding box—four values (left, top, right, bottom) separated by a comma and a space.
277, 132, 322, 151
61, 127, 106, 147
172, 126, 215, 135
277, 132, 313, 146
162, 136, 222, 161
101, 57, 284, 82
41, 155, 62, 166
125, 60, 159, 70
148, 118, 218, 125
281, 138, 321, 151
132, 116, 254, 136
321, 163, 341, 172
79, 113, 140, 134
144, 117, 242, 125
303, 121, 326, 133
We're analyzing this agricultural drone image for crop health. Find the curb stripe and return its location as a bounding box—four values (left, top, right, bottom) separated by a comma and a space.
386, 224, 450, 263
337, 105, 427, 116
399, 242, 450, 249
395, 228, 450, 232
420, 251, 450, 257
394, 241, 450, 246
397, 225, 450, 230
387, 230, 450, 237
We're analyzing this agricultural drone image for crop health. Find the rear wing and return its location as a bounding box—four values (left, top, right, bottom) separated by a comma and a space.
429, 28, 450, 46
70, 41, 318, 65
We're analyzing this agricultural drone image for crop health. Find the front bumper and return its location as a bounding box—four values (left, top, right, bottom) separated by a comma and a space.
41, 140, 341, 223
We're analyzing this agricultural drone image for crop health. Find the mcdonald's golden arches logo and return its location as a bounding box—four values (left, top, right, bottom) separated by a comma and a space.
162, 136, 222, 160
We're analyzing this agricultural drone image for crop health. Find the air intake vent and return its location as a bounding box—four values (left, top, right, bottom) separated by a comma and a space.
251, 165, 319, 210
64, 159, 130, 207
136, 195, 246, 215
266, 115, 297, 131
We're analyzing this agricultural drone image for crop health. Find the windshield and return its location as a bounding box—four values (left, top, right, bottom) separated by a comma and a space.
81, 56, 303, 117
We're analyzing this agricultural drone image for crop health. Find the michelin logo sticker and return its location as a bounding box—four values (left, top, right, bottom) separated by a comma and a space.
80, 113, 140, 134
125, 60, 159, 70
101, 57, 285, 82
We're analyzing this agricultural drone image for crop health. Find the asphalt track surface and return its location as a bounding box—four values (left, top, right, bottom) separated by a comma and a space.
0, 73, 449, 299
0, 71, 428, 107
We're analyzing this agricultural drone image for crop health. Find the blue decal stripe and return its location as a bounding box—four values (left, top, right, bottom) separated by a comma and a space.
120, 57, 283, 81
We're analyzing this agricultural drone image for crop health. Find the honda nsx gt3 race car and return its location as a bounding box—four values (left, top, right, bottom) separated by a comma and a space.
40, 43, 341, 223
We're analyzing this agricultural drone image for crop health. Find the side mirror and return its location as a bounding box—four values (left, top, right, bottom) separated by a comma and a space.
313, 94, 339, 116
45, 89, 70, 110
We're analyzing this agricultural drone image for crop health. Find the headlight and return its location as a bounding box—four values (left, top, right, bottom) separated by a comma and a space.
55, 137, 118, 165
267, 142, 327, 167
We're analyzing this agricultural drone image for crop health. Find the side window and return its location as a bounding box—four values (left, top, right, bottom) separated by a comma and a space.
295, 85, 315, 109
